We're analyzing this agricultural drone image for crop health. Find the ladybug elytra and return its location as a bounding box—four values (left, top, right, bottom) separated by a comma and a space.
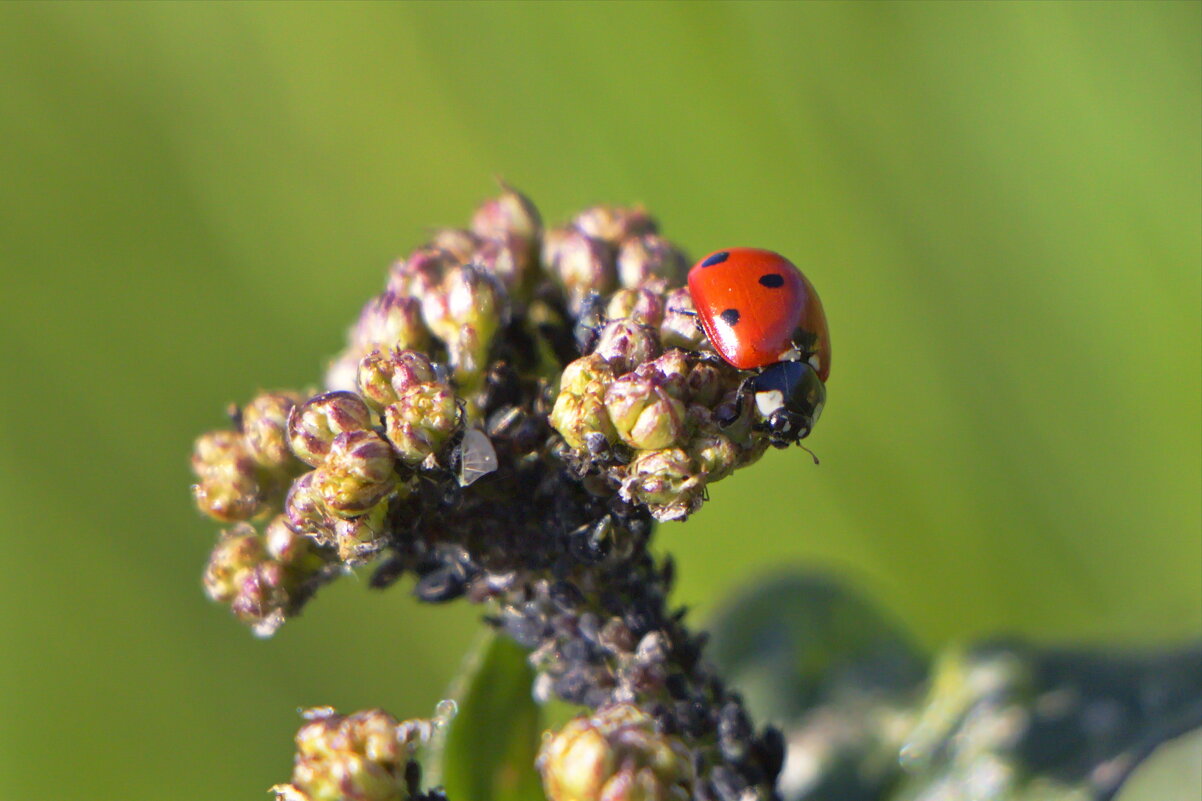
687, 248, 830, 445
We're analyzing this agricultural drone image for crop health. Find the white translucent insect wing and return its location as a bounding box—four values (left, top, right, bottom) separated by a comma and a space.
457, 427, 498, 487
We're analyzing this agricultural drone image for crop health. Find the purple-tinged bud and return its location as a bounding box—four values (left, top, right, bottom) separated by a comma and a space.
547, 229, 616, 315
428, 228, 479, 264
273, 708, 413, 801
572, 205, 658, 247
471, 182, 542, 275
472, 183, 542, 248
473, 237, 531, 300
684, 360, 729, 408
660, 288, 709, 353
551, 355, 619, 452
538, 703, 693, 801
356, 349, 438, 410
284, 471, 336, 546
350, 292, 429, 355
604, 376, 686, 450
315, 430, 398, 518
384, 383, 461, 464
387, 247, 456, 298
191, 430, 264, 522
617, 234, 688, 291
633, 349, 691, 401
242, 392, 306, 473
605, 288, 665, 329
619, 448, 705, 522
229, 559, 292, 634
203, 524, 266, 603
592, 319, 661, 375
287, 391, 374, 468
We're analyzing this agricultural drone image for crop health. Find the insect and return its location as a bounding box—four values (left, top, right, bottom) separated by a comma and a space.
687, 248, 830, 445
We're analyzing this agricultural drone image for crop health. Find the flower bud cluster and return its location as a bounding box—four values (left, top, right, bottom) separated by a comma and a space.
552, 344, 768, 522
203, 517, 339, 637
543, 204, 686, 316
192, 186, 797, 798
538, 703, 694, 801
271, 705, 453, 801
191, 392, 306, 522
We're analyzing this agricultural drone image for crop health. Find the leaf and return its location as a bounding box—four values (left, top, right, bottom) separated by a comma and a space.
429, 631, 546, 801
1114, 728, 1202, 801
706, 571, 926, 801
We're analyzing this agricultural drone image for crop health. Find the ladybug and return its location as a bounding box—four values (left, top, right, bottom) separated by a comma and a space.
687, 248, 830, 445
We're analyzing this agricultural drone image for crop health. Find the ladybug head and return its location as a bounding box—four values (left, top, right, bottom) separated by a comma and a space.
749, 360, 825, 447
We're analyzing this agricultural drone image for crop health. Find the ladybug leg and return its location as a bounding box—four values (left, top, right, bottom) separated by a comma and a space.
716, 373, 757, 429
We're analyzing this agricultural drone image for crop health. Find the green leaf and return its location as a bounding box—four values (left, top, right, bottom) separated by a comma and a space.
1115, 728, 1202, 801
429, 631, 546, 801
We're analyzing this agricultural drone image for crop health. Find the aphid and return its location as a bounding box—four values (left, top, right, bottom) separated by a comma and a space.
687, 248, 830, 444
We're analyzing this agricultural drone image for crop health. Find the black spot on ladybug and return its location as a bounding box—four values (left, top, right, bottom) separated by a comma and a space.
701, 251, 729, 267
719, 308, 740, 326
758, 273, 785, 288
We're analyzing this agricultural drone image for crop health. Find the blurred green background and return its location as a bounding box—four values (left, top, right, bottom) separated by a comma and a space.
0, 2, 1197, 798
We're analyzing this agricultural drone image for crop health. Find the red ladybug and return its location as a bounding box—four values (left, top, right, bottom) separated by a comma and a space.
687, 248, 830, 444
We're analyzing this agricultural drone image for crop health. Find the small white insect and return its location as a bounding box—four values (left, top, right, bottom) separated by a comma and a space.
457, 427, 498, 487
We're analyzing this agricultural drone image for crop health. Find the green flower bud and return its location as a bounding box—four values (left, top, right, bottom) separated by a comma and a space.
619, 448, 705, 522
604, 376, 686, 450
617, 234, 688, 291
547, 228, 616, 315
263, 514, 332, 574
559, 353, 617, 397
659, 288, 708, 352
351, 292, 429, 355
204, 519, 334, 637
203, 524, 266, 603
356, 349, 438, 410
274, 708, 412, 801
288, 391, 374, 468
688, 427, 739, 483
538, 704, 693, 801
242, 392, 306, 472
315, 430, 398, 518
551, 354, 619, 452
191, 430, 264, 522
427, 228, 479, 264
331, 500, 390, 564
387, 247, 455, 299
572, 205, 658, 247
605, 288, 665, 329
384, 383, 461, 464
592, 320, 661, 376
421, 264, 507, 385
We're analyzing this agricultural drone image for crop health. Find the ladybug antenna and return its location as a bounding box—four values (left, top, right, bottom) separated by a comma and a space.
798, 443, 820, 465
